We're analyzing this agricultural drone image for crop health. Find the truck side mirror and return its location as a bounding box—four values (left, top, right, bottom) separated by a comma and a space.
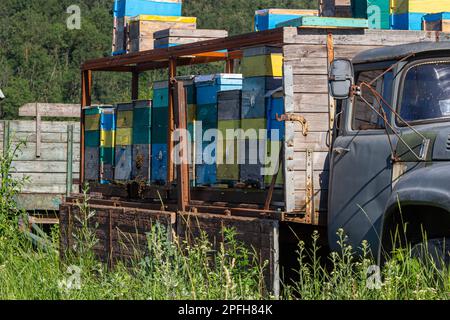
329, 59, 354, 100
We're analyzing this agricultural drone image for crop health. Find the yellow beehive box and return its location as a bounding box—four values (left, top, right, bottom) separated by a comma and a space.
241, 54, 283, 78
84, 114, 100, 131
391, 0, 450, 14
116, 128, 133, 146
116, 110, 133, 128
100, 130, 115, 148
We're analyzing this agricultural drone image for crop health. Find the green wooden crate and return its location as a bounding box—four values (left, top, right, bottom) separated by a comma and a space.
276, 16, 369, 29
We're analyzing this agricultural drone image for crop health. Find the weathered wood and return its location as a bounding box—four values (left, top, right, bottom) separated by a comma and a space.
11, 161, 80, 173
19, 103, 81, 118
154, 28, 228, 39
0, 120, 80, 133
177, 212, 280, 296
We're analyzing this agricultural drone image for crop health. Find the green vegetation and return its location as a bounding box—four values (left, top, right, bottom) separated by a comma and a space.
0, 142, 448, 300
0, 0, 315, 119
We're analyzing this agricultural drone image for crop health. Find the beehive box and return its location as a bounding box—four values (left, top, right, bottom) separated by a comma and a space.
423, 12, 450, 31
112, 0, 183, 55
114, 103, 133, 181
128, 15, 197, 52
390, 0, 450, 30
153, 28, 228, 49
83, 106, 115, 183
254, 8, 319, 31
132, 100, 152, 182
194, 74, 243, 186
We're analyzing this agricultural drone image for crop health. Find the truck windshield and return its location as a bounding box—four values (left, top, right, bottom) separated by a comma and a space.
399, 61, 450, 124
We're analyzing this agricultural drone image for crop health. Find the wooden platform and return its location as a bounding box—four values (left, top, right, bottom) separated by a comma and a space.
60, 196, 280, 295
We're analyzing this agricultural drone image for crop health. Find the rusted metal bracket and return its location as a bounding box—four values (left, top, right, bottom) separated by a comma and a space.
327, 33, 336, 149
276, 113, 308, 136
305, 149, 315, 225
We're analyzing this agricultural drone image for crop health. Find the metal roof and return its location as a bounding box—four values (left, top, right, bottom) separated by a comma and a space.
352, 42, 450, 64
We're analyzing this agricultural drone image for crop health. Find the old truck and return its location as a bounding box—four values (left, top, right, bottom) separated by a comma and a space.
60, 27, 450, 296
328, 42, 450, 264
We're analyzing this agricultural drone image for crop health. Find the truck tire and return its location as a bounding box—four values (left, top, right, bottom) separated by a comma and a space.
411, 238, 450, 269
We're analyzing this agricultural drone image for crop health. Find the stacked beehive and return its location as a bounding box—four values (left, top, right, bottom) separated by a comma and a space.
83, 106, 116, 184
151, 81, 169, 185
112, 0, 183, 55
153, 29, 228, 49
254, 8, 319, 31
423, 12, 450, 31
216, 90, 242, 186
322, 0, 353, 17
127, 15, 197, 53
179, 76, 197, 186
194, 74, 243, 186
114, 103, 134, 181
390, 0, 450, 30
132, 100, 152, 182
240, 46, 283, 189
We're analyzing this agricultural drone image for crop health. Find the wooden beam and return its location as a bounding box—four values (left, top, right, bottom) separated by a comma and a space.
173, 81, 190, 212
80, 70, 92, 189
19, 103, 81, 118
131, 72, 139, 100
81, 28, 284, 71
167, 58, 176, 184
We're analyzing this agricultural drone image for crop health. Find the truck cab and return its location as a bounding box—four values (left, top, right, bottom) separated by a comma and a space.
328, 42, 450, 263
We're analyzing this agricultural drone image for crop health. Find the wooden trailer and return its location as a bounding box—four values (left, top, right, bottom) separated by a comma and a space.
1, 103, 80, 215
60, 27, 449, 295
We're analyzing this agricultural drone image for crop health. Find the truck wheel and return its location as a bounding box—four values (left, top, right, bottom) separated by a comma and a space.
411, 238, 450, 269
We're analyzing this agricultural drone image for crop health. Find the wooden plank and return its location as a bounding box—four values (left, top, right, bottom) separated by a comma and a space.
0, 132, 80, 143
283, 28, 439, 46
11, 161, 80, 173
21, 185, 79, 194
283, 44, 328, 59
0, 121, 80, 134
12, 143, 81, 161
154, 28, 228, 39
293, 74, 329, 94
293, 93, 329, 113
19, 103, 81, 118
278, 17, 368, 29
283, 64, 296, 213
11, 172, 80, 184
294, 132, 329, 151
285, 57, 329, 75
292, 112, 329, 132
16, 193, 65, 211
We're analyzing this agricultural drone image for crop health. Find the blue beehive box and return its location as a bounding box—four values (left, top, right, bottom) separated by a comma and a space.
267, 90, 285, 141
114, 0, 182, 18
151, 143, 168, 184
390, 12, 425, 30
242, 77, 283, 119
195, 74, 243, 105
254, 8, 319, 31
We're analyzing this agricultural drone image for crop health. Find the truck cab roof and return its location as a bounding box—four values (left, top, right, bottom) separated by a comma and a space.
352, 41, 450, 65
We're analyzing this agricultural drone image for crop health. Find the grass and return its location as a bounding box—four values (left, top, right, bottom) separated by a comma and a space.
0, 140, 448, 300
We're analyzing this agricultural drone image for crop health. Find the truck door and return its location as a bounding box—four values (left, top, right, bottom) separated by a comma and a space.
328, 67, 397, 255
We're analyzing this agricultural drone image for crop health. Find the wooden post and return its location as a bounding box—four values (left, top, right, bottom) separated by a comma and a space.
225, 59, 234, 73
35, 103, 41, 158
131, 71, 139, 100
80, 70, 92, 191
66, 124, 74, 197
173, 81, 190, 212
167, 58, 177, 184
